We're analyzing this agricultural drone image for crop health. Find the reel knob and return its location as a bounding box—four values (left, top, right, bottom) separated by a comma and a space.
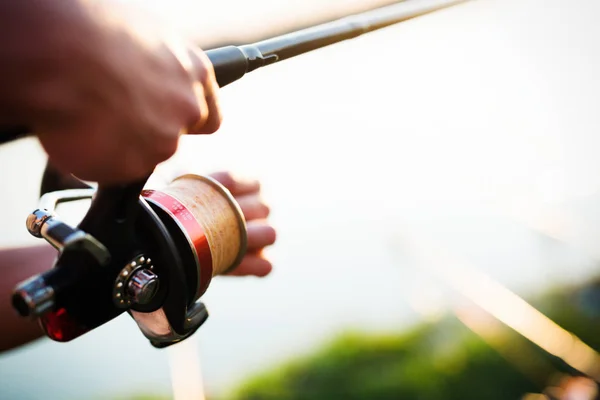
128, 269, 159, 305
26, 209, 51, 238
113, 255, 161, 308
12, 276, 55, 318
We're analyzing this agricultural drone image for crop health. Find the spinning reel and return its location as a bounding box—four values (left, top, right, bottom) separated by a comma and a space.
13, 164, 246, 348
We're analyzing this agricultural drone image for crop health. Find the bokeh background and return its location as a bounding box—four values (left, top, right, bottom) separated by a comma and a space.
2, 0, 600, 398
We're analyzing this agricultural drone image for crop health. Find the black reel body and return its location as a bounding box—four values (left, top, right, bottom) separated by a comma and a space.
12, 165, 208, 348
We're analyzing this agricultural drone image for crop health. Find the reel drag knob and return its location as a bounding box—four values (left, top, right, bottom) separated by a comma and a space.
128, 269, 159, 305
113, 256, 161, 308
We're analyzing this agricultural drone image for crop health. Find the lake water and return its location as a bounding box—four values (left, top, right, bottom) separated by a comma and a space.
2, 0, 600, 398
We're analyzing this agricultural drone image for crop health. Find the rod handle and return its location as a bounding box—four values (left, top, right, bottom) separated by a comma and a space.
206, 46, 249, 88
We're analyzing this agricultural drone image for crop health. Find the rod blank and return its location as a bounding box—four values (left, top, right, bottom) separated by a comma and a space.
206, 0, 469, 87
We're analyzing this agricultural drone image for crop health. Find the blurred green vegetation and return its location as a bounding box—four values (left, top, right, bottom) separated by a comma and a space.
225, 280, 600, 400
226, 319, 537, 400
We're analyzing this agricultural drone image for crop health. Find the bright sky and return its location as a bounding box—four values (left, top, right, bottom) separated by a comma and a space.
123, 0, 395, 45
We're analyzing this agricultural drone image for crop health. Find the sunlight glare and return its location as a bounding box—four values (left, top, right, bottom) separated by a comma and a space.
402, 233, 600, 381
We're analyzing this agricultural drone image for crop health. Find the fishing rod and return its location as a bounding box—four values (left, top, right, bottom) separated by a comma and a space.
0, 0, 467, 144
206, 0, 469, 87
10, 0, 471, 349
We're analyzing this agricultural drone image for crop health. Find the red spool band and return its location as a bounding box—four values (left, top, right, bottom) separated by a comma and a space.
142, 190, 213, 299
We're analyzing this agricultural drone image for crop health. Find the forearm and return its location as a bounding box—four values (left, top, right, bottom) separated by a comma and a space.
0, 244, 57, 352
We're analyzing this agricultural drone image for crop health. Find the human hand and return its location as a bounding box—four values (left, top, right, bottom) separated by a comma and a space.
0, 0, 221, 185
209, 171, 276, 277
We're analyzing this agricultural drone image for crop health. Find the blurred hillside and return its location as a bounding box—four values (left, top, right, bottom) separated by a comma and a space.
228, 321, 538, 400
225, 280, 600, 400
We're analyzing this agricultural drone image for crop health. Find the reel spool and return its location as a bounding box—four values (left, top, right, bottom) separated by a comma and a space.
11, 171, 247, 348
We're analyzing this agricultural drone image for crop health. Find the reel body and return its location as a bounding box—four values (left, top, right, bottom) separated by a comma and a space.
12, 172, 247, 348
